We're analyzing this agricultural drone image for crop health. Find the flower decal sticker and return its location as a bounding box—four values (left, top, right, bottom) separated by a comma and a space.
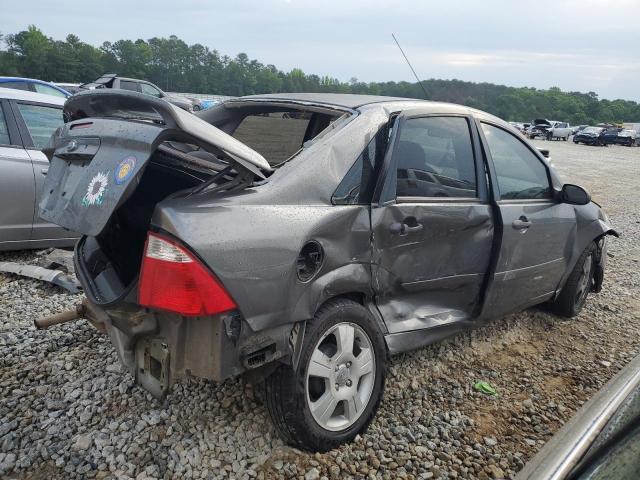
82, 171, 109, 206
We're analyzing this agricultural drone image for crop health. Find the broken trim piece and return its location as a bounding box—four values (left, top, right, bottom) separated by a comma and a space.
0, 262, 82, 294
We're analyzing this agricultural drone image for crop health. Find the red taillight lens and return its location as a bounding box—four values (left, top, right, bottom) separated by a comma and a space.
138, 233, 236, 316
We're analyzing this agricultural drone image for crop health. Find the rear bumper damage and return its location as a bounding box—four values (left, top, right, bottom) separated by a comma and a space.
93, 303, 293, 398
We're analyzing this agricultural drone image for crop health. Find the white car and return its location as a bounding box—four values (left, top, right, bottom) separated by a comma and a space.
0, 87, 77, 250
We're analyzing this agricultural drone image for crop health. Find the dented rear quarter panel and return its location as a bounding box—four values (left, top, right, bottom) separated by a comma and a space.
153, 106, 393, 332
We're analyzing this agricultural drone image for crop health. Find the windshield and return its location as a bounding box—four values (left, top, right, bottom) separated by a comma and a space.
583, 127, 602, 134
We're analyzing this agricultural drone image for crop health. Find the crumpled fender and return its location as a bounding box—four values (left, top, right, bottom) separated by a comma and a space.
288, 262, 387, 370
556, 204, 618, 296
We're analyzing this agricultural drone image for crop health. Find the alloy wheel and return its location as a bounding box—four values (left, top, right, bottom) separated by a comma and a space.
305, 322, 376, 431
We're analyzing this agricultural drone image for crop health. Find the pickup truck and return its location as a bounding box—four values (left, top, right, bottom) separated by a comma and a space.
547, 121, 572, 141
528, 119, 572, 141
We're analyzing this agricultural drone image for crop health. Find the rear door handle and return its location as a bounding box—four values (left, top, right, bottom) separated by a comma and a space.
512, 216, 532, 230
41, 168, 49, 175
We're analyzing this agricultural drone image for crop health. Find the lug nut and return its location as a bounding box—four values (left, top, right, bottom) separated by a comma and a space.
335, 383, 339, 390
346, 361, 352, 368
346, 379, 352, 387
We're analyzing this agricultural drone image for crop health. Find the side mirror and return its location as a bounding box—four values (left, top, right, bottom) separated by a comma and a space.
537, 148, 550, 158
561, 184, 590, 205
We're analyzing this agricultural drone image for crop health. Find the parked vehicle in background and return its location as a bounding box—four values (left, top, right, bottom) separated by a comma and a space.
38, 90, 616, 451
528, 119, 555, 139
81, 74, 202, 112
572, 125, 588, 135
54, 82, 83, 95
0, 88, 77, 251
573, 127, 606, 146
518, 353, 640, 480
601, 127, 621, 145
547, 121, 572, 141
611, 129, 637, 146
0, 77, 70, 98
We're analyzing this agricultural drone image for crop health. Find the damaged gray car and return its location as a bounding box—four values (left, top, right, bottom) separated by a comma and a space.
38, 90, 617, 451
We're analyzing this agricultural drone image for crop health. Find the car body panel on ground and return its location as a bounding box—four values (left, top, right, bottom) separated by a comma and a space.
37, 91, 617, 449
0, 88, 77, 251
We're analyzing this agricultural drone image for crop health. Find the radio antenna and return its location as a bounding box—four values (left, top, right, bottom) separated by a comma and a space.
392, 33, 428, 99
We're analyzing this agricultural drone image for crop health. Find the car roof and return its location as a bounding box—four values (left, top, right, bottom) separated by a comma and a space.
0, 87, 66, 106
0, 76, 69, 92
233, 92, 425, 109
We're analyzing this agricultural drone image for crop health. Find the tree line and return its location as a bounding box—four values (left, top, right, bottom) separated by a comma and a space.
1, 26, 639, 124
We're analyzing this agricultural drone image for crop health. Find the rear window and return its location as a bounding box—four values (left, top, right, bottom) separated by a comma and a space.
232, 112, 311, 166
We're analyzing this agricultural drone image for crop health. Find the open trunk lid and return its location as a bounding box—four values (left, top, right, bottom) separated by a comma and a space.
39, 90, 270, 237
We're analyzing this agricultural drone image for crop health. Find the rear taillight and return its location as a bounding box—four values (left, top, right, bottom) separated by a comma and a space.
138, 233, 236, 316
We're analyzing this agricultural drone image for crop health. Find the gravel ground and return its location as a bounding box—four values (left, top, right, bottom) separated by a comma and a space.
1, 140, 639, 480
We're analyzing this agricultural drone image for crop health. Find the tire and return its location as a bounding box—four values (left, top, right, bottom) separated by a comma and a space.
265, 298, 387, 451
551, 242, 596, 317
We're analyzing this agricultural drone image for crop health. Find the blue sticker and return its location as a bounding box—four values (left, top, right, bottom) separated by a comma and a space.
115, 156, 136, 185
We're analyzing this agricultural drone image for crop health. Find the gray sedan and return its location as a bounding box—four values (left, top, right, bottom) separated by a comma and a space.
0, 88, 76, 251
39, 90, 617, 451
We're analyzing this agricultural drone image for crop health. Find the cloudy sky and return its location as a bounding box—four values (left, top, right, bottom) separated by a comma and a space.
3, 0, 640, 101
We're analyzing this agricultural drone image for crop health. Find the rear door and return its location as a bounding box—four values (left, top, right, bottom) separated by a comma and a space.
12, 100, 72, 241
0, 99, 36, 245
371, 113, 494, 334
478, 120, 575, 319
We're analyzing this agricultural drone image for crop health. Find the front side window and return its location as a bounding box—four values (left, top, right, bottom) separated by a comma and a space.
141, 83, 162, 97
33, 83, 67, 98
394, 116, 477, 198
481, 123, 551, 200
17, 103, 64, 149
119, 80, 139, 92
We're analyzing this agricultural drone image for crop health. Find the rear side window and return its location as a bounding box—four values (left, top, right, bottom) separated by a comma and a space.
232, 112, 311, 166
481, 123, 551, 200
33, 83, 67, 98
333, 127, 388, 205
0, 105, 11, 145
17, 103, 64, 149
394, 116, 477, 198
119, 80, 139, 92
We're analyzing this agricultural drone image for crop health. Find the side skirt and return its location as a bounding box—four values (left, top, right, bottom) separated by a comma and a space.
384, 320, 475, 355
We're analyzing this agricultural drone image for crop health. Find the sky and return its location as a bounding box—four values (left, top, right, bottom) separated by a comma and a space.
2, 0, 640, 101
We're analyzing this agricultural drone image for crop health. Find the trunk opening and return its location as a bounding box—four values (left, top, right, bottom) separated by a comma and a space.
77, 145, 240, 305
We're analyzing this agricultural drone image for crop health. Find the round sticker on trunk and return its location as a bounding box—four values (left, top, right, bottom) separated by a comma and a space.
115, 156, 136, 185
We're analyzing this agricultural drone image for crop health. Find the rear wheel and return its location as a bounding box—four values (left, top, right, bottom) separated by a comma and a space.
265, 299, 386, 451
551, 242, 596, 317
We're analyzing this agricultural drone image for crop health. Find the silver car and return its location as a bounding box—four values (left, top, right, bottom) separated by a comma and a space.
0, 87, 76, 251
